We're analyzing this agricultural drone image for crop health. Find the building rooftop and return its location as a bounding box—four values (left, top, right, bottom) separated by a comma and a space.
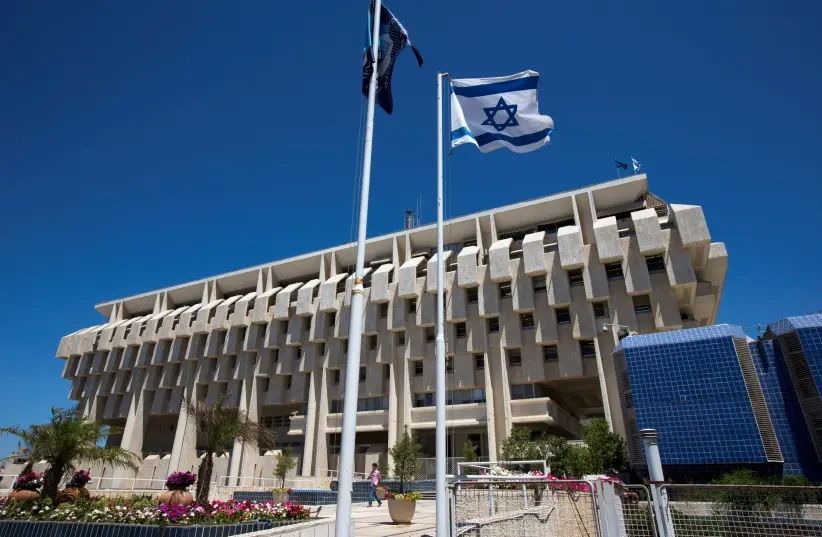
616, 324, 747, 350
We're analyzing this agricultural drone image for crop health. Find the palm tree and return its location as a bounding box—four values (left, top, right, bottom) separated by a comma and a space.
1, 407, 139, 501
185, 396, 274, 503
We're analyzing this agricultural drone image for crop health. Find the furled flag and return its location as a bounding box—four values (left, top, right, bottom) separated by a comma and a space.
631, 156, 642, 174
615, 160, 628, 170
361, 1, 423, 114
450, 70, 554, 153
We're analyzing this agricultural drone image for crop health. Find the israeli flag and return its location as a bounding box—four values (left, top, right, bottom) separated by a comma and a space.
450, 70, 554, 153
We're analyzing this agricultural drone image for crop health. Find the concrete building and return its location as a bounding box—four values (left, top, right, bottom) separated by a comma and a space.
614, 315, 822, 481
54, 174, 727, 483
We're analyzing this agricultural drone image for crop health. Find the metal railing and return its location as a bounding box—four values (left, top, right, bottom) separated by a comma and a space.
450, 479, 598, 537
658, 483, 822, 537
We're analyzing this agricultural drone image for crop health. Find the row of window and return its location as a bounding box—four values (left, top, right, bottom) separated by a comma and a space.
329, 396, 389, 413
413, 388, 486, 407
507, 340, 596, 366
260, 415, 292, 429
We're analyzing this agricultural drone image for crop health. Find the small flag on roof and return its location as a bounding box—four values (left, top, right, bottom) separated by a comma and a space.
361, 1, 423, 114
615, 160, 628, 170
450, 70, 554, 153
632, 156, 642, 174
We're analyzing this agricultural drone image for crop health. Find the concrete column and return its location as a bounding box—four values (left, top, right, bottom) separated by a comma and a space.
228, 355, 257, 486
169, 362, 198, 473
114, 374, 147, 486
301, 369, 319, 476
386, 342, 401, 470
482, 351, 497, 462
313, 366, 330, 476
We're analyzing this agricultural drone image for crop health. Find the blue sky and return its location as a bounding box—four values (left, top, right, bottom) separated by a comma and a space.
1, 0, 820, 455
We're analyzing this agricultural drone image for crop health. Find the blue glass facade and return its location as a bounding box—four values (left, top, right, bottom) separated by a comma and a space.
616, 325, 769, 467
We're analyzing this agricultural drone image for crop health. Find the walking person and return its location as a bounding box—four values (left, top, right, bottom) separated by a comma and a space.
367, 462, 382, 507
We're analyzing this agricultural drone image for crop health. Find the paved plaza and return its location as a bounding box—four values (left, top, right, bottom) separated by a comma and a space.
316, 500, 436, 537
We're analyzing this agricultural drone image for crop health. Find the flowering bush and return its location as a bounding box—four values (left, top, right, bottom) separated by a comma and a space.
272, 487, 293, 494
67, 470, 92, 488
12, 472, 42, 491
387, 491, 421, 501
165, 471, 196, 489
0, 496, 310, 526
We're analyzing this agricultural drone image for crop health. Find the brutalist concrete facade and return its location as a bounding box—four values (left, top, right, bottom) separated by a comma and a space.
54, 174, 726, 482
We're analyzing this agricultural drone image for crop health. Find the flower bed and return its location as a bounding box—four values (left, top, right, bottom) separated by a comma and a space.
0, 495, 310, 526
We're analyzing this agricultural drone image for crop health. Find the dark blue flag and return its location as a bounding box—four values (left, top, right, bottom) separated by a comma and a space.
615, 160, 628, 170
362, 1, 423, 114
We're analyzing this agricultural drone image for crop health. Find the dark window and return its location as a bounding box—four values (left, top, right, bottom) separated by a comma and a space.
543, 345, 559, 362
593, 302, 609, 318
379, 303, 388, 318
520, 313, 535, 329
645, 254, 666, 273
446, 357, 454, 373
508, 349, 522, 367
138, 322, 147, 337
605, 263, 624, 280
568, 269, 584, 287
555, 307, 571, 324
384, 364, 390, 380
359, 366, 366, 382
580, 340, 596, 357
285, 376, 292, 390
487, 317, 500, 333
333, 370, 340, 384
328, 312, 337, 326
475, 354, 485, 370
499, 282, 513, 298
343, 339, 349, 353
317, 342, 326, 355
396, 331, 406, 346
230, 356, 237, 370
456, 322, 467, 338
510, 383, 546, 400
533, 275, 547, 293
426, 327, 435, 342
408, 299, 417, 314
467, 287, 479, 304
368, 335, 377, 350
414, 361, 423, 377
633, 295, 652, 314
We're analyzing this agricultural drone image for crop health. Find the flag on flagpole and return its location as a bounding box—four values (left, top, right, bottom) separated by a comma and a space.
631, 156, 642, 174
615, 160, 628, 170
361, 1, 423, 114
450, 70, 554, 153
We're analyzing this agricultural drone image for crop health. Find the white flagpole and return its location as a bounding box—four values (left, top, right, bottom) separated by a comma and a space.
335, 2, 381, 536
435, 70, 449, 537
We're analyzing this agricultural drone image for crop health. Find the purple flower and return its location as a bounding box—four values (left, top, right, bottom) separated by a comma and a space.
165, 471, 196, 488
67, 469, 91, 487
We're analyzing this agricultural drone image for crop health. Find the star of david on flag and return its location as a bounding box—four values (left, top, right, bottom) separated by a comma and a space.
450, 70, 554, 153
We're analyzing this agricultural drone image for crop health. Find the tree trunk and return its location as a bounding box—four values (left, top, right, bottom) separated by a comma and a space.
43, 464, 63, 502
196, 452, 213, 504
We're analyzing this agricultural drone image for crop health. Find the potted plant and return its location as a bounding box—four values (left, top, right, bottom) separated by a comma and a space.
8, 471, 42, 501
376, 485, 388, 500
56, 469, 91, 505
386, 429, 421, 524
272, 448, 296, 502
158, 471, 196, 506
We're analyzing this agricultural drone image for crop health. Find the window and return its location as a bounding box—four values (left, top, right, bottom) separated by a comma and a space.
446, 357, 454, 373
328, 312, 336, 327
426, 327, 435, 342
359, 366, 367, 382
317, 342, 326, 355
408, 298, 417, 314
645, 254, 666, 273
474, 354, 485, 370
330, 400, 342, 413
284, 376, 292, 390
414, 361, 424, 377
396, 331, 406, 346
520, 313, 535, 329
568, 268, 584, 287
343, 339, 349, 353
368, 335, 377, 350
532, 275, 547, 293
456, 322, 467, 338
508, 349, 522, 367
633, 295, 652, 314
487, 317, 500, 333
171, 316, 180, 330
333, 370, 340, 385
605, 263, 624, 280
138, 322, 147, 337
555, 307, 571, 324
414, 392, 434, 407
499, 282, 512, 298
379, 303, 388, 319
230, 356, 237, 370
543, 345, 559, 362
510, 383, 546, 400
123, 326, 131, 338
227, 303, 236, 317
580, 340, 596, 357
593, 302, 609, 318
384, 364, 390, 380
260, 377, 270, 392
467, 287, 479, 304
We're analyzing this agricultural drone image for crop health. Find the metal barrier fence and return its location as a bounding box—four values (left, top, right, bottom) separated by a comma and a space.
416, 457, 489, 479
612, 484, 657, 537
450, 479, 598, 537
658, 484, 822, 537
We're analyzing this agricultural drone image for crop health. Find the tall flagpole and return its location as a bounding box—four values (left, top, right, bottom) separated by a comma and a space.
335, 2, 381, 537
435, 71, 448, 537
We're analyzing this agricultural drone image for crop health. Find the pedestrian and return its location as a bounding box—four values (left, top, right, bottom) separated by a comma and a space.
367, 462, 382, 507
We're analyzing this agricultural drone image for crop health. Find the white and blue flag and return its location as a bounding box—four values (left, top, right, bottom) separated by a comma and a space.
450, 70, 554, 153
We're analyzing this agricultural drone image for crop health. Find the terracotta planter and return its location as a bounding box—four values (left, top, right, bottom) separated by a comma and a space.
8, 489, 40, 502
56, 486, 90, 505
272, 492, 290, 504
376, 486, 387, 500
387, 498, 416, 524
157, 488, 194, 506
